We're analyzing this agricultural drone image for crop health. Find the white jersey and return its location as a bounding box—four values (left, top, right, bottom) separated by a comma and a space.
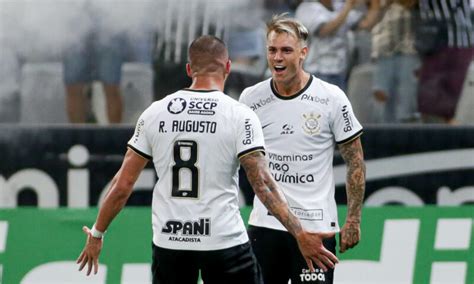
128, 89, 265, 250
240, 76, 363, 233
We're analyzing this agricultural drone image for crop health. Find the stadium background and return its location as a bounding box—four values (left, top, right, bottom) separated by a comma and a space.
1, 0, 474, 283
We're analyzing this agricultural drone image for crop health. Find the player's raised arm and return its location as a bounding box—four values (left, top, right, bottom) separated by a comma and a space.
239, 151, 339, 272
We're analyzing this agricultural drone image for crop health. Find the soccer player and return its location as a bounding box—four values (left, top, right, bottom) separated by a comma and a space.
76, 35, 338, 284
239, 14, 366, 284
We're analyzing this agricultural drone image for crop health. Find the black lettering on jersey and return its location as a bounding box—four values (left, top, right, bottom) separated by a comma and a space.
168, 236, 202, 242
242, 119, 254, 145
268, 152, 313, 162
301, 94, 329, 105
272, 172, 315, 184
341, 105, 353, 132
162, 218, 211, 236
158, 121, 166, 133
187, 101, 218, 115
171, 120, 217, 133
133, 119, 145, 143
189, 101, 218, 109
250, 96, 275, 111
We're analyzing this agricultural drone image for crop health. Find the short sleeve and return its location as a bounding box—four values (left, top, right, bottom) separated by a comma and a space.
235, 104, 265, 158
127, 110, 153, 160
331, 90, 363, 144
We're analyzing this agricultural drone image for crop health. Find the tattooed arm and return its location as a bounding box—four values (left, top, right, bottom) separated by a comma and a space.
240, 151, 339, 272
337, 137, 366, 253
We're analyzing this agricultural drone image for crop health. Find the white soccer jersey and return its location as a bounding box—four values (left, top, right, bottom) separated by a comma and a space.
240, 76, 363, 233
128, 89, 265, 250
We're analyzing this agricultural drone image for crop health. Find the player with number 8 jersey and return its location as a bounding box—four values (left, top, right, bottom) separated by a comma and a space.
128, 87, 264, 250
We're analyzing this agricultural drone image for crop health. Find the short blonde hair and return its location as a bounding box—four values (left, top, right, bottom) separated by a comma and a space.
266, 13, 309, 46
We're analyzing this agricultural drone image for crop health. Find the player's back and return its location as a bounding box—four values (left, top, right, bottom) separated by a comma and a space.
129, 89, 264, 250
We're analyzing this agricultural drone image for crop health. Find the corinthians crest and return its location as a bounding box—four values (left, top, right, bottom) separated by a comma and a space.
302, 113, 321, 135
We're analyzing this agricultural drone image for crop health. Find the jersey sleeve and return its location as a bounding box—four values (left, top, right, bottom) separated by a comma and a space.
127, 109, 153, 160
331, 89, 363, 144
235, 104, 265, 158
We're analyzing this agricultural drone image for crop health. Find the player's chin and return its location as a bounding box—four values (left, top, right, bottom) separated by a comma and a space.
272, 70, 286, 80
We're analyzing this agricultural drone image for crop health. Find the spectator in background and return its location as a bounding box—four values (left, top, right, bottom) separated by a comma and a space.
416, 0, 474, 124
350, 0, 382, 67
152, 0, 230, 101
225, 0, 267, 99
63, 29, 123, 123
63, 0, 154, 124
371, 0, 420, 123
295, 0, 367, 91
263, 0, 303, 18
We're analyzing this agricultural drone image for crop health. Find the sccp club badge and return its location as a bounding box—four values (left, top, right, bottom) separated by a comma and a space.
168, 98, 187, 114
302, 112, 321, 136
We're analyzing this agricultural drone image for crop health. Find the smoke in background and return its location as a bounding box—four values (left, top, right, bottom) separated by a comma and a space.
0, 0, 265, 120
0, 0, 161, 61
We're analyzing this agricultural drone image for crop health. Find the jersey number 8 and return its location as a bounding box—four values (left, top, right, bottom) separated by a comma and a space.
172, 140, 199, 198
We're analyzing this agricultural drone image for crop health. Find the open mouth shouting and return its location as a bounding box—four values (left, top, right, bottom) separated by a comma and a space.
273, 65, 287, 74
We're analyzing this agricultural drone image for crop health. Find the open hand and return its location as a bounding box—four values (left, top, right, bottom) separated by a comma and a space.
296, 231, 339, 273
76, 226, 103, 276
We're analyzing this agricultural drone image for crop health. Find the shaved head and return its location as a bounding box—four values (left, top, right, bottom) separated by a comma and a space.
188, 35, 229, 75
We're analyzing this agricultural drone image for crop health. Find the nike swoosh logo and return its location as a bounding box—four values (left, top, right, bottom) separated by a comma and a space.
262, 123, 273, 129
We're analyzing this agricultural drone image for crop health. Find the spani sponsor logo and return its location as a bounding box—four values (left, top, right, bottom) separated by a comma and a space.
161, 218, 211, 236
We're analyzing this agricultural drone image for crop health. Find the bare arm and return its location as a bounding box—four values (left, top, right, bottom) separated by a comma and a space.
77, 148, 148, 275
357, 0, 381, 30
94, 149, 148, 231
240, 151, 302, 236
318, 0, 357, 37
337, 137, 366, 253
240, 151, 339, 271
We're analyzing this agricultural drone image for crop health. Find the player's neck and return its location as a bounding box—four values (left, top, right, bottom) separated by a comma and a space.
273, 71, 310, 97
189, 74, 225, 92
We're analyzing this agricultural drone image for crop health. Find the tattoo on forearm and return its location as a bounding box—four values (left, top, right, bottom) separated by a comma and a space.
240, 152, 302, 236
338, 138, 366, 221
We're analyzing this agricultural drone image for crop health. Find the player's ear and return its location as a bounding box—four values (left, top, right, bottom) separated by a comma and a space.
300, 45, 308, 60
225, 59, 231, 75
186, 63, 193, 78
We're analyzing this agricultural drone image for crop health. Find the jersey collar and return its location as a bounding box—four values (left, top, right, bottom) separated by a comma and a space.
270, 75, 313, 100
182, 88, 220, 93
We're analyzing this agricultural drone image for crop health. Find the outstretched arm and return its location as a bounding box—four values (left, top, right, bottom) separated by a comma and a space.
337, 137, 366, 253
77, 148, 148, 275
240, 151, 339, 272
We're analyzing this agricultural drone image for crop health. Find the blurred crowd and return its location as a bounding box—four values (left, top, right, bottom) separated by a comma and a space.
0, 0, 473, 125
